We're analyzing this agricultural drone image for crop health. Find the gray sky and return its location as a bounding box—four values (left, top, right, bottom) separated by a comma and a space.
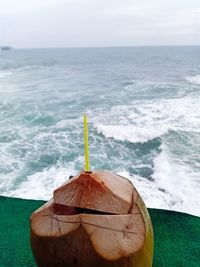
0, 0, 199, 48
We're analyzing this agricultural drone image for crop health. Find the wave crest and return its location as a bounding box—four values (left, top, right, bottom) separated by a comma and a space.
186, 74, 200, 85
95, 123, 167, 143
93, 94, 200, 143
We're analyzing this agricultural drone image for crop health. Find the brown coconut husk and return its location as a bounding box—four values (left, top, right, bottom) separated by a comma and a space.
30, 171, 154, 267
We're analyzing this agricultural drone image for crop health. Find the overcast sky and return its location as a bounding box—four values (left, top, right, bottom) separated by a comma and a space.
0, 0, 199, 48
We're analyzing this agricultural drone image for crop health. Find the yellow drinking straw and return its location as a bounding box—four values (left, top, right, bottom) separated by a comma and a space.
84, 114, 90, 171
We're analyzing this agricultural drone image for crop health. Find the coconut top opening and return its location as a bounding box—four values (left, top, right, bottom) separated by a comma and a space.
53, 203, 116, 216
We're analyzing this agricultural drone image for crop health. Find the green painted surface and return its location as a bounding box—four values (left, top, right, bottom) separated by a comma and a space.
0, 196, 199, 267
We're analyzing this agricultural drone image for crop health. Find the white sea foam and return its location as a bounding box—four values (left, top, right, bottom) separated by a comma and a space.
152, 144, 200, 216
7, 163, 77, 200
94, 95, 200, 143
118, 171, 173, 211
0, 72, 12, 78
4, 162, 199, 216
96, 124, 168, 143
186, 74, 200, 85
118, 166, 200, 217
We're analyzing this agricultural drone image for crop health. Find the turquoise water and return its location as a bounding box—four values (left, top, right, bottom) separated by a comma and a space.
0, 46, 200, 216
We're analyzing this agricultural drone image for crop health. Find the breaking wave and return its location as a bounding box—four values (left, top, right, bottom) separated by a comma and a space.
186, 74, 200, 85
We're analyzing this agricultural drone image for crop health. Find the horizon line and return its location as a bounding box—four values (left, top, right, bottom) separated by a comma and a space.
10, 44, 200, 50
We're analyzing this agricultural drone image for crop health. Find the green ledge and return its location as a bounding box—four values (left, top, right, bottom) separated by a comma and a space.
0, 196, 199, 267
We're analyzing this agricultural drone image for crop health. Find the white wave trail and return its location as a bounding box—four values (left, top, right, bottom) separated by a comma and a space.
94, 95, 200, 143
186, 74, 200, 85
152, 145, 200, 216
96, 124, 168, 143
0, 72, 12, 78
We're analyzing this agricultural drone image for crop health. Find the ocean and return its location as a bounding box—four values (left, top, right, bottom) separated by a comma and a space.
0, 46, 199, 216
